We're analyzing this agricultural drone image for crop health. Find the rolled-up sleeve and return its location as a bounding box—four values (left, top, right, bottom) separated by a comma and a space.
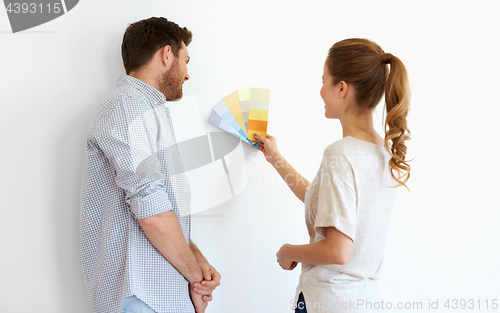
94, 95, 173, 219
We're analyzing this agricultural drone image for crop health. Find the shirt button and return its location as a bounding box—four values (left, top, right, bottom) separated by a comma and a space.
154, 101, 157, 104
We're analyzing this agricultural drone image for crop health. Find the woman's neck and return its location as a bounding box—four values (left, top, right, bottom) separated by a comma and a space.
339, 111, 384, 146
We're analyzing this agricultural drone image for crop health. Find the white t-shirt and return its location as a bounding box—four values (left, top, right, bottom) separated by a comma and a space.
294, 136, 398, 312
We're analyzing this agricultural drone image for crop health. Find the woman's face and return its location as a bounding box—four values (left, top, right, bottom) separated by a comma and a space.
320, 62, 343, 119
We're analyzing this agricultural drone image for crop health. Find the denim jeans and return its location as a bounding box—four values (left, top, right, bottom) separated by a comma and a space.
122, 295, 157, 313
295, 292, 307, 313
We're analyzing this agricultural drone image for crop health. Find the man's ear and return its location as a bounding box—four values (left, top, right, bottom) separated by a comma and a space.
160, 45, 173, 69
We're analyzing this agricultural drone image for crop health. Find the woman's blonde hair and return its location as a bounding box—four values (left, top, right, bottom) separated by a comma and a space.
326, 38, 412, 191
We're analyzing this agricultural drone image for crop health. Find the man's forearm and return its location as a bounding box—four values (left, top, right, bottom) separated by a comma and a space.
190, 240, 208, 264
138, 211, 203, 284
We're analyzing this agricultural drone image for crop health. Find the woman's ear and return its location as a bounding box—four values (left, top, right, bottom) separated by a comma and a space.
338, 81, 348, 98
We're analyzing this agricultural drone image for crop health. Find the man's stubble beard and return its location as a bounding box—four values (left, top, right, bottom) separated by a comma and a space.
159, 60, 183, 101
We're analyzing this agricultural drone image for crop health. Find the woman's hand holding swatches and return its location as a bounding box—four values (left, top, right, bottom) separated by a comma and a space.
254, 133, 281, 167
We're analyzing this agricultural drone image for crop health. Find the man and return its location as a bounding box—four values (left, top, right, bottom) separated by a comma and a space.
80, 17, 220, 313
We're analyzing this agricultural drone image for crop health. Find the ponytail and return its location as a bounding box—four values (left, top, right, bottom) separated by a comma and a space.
383, 53, 412, 191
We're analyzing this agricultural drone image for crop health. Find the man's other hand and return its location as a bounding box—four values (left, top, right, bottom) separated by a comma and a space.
193, 262, 221, 302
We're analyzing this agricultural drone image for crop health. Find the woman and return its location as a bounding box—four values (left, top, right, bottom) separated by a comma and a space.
254, 38, 411, 313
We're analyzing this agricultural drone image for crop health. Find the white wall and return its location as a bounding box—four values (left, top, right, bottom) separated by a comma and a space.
1, 0, 499, 312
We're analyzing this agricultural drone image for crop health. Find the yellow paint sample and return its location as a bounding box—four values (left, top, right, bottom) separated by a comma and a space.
248, 109, 268, 121
248, 88, 270, 142
248, 130, 267, 142
238, 89, 251, 101
223, 91, 246, 135
250, 88, 270, 100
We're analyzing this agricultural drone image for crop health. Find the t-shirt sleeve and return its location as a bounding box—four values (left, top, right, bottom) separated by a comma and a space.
314, 148, 357, 242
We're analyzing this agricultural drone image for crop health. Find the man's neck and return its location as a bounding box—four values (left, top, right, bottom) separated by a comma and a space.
129, 71, 160, 92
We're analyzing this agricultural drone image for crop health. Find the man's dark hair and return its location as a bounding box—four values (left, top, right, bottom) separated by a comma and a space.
121, 17, 192, 74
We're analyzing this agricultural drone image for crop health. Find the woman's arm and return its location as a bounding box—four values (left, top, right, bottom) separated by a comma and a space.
276, 227, 353, 269
254, 133, 311, 203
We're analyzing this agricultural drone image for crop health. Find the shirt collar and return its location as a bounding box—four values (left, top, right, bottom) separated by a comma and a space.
116, 75, 166, 106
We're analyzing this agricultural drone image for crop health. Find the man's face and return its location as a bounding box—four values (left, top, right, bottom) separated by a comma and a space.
159, 42, 190, 101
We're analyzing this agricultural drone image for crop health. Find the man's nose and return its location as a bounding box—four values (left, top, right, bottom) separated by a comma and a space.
185, 73, 190, 81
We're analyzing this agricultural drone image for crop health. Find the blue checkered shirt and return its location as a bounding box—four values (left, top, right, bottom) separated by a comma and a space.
80, 75, 194, 313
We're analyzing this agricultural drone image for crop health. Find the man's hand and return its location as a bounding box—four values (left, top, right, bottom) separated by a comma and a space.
193, 262, 221, 302
276, 244, 298, 270
190, 284, 208, 313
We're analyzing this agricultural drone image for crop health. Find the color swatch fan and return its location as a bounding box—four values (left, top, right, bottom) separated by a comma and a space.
209, 88, 270, 148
